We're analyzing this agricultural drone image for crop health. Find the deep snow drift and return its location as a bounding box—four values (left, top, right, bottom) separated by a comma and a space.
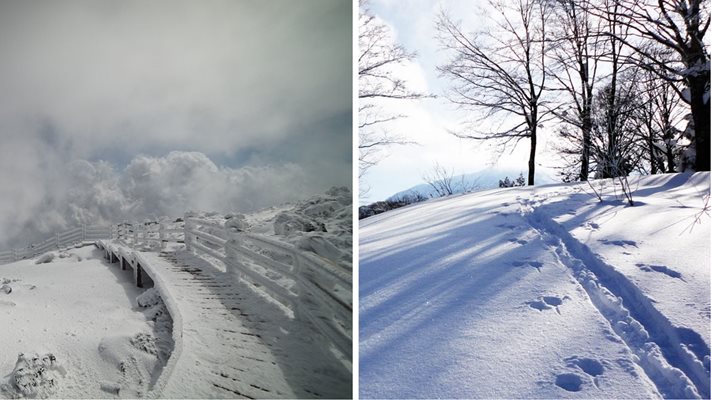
360, 172, 710, 399
0, 245, 172, 398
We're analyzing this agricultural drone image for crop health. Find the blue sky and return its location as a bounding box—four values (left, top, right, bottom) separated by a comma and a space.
360, 0, 560, 203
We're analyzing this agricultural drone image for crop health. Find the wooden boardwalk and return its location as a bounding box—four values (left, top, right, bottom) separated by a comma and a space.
101, 242, 351, 399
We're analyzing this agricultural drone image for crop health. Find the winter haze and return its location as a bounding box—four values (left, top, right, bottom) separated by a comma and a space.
0, 0, 352, 248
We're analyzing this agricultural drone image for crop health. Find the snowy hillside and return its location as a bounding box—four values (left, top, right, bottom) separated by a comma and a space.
387, 168, 557, 201
360, 172, 710, 399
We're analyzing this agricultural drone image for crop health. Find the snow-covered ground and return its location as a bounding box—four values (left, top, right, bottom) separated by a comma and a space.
0, 245, 171, 398
360, 172, 710, 399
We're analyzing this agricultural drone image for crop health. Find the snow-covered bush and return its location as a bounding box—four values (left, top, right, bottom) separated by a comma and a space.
225, 214, 249, 232
0, 353, 66, 398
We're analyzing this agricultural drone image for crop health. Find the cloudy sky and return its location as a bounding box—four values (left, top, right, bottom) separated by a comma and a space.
361, 0, 560, 203
0, 0, 351, 247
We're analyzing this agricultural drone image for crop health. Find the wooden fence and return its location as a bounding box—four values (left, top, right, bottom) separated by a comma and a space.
183, 216, 352, 358
0, 225, 113, 264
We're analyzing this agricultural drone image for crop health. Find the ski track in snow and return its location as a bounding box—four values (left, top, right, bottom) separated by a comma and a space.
520, 191, 710, 399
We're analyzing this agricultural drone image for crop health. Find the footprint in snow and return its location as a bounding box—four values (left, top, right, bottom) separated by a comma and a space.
599, 239, 638, 248
512, 260, 543, 272
635, 263, 684, 281
507, 238, 528, 245
565, 356, 605, 389
554, 373, 583, 392
565, 356, 604, 376
525, 295, 569, 314
584, 222, 600, 231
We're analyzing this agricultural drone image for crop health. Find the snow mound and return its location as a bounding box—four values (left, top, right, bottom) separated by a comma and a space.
1, 284, 11, 294
95, 287, 173, 398
97, 335, 157, 398
271, 186, 352, 267
273, 212, 326, 236
224, 214, 249, 232
136, 288, 161, 308
34, 253, 54, 264
35, 251, 82, 265
0, 353, 66, 398
135, 289, 173, 363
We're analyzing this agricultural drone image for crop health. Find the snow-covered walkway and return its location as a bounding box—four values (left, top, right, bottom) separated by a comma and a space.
105, 242, 350, 398
360, 172, 710, 399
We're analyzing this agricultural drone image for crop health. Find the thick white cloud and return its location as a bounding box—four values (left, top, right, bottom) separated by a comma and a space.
0, 151, 318, 248
0, 0, 352, 248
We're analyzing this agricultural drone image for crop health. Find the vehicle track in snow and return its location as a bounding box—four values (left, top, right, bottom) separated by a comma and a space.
518, 196, 710, 399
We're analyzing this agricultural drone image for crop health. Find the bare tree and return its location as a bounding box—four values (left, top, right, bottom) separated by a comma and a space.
592, 0, 710, 171
422, 162, 456, 197
636, 63, 686, 173
589, 67, 647, 179
436, 0, 554, 185
548, 0, 605, 181
358, 0, 427, 183
422, 162, 478, 197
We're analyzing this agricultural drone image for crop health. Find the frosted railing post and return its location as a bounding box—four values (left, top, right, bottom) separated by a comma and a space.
81, 224, 86, 242
159, 222, 166, 249
133, 224, 138, 248
184, 215, 191, 251
55, 232, 60, 249
225, 232, 245, 282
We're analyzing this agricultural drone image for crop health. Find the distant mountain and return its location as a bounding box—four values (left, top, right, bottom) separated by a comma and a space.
387, 168, 558, 201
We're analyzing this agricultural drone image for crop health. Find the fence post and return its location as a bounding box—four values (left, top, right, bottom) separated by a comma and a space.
133, 224, 138, 248
81, 224, 86, 242
184, 215, 191, 251
159, 222, 166, 250
55, 232, 60, 249
224, 232, 245, 282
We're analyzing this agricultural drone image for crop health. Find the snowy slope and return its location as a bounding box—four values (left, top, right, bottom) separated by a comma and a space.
360, 172, 710, 399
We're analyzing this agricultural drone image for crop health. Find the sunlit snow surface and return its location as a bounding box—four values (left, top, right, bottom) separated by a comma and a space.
360, 172, 710, 399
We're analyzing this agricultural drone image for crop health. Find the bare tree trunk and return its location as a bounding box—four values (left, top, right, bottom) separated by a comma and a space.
689, 71, 710, 171
647, 132, 658, 174
528, 127, 537, 185
581, 112, 592, 180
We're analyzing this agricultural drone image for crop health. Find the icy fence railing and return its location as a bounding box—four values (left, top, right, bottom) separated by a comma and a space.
183, 216, 353, 359
109, 215, 352, 358
0, 225, 114, 265
114, 220, 185, 249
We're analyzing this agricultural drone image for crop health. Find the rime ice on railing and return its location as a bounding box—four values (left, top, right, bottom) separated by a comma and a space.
183, 214, 352, 359
0, 224, 113, 265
